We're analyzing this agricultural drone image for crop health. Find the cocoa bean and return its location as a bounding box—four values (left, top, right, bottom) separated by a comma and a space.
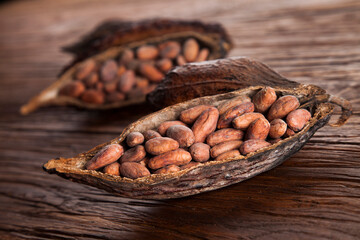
215, 149, 241, 161
196, 48, 209, 62
206, 128, 244, 147
192, 107, 219, 143
59, 81, 85, 98
145, 137, 179, 155
232, 112, 265, 130
126, 132, 144, 147
245, 118, 270, 140
136, 45, 159, 60
156, 58, 173, 73
86, 144, 124, 170
159, 41, 181, 59
286, 109, 311, 132
179, 105, 213, 124
81, 90, 105, 104
267, 95, 300, 121
240, 140, 271, 155
158, 121, 187, 136
75, 59, 96, 80
210, 140, 243, 158
252, 87, 277, 113
154, 165, 180, 174
189, 143, 210, 162
166, 125, 195, 148
218, 96, 251, 115
103, 162, 120, 176
117, 70, 135, 93
106, 92, 125, 103
120, 145, 146, 163
139, 63, 164, 82
269, 119, 287, 139
183, 38, 199, 62
218, 102, 254, 129
148, 149, 192, 170
100, 60, 118, 82
120, 162, 150, 179
143, 130, 161, 141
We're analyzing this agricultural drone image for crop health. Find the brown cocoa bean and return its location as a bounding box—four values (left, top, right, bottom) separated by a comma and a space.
103, 162, 120, 176
189, 143, 210, 162
59, 81, 85, 98
118, 49, 134, 66
286, 109, 311, 132
192, 107, 219, 143
284, 128, 296, 137
166, 125, 195, 148
145, 137, 179, 155
75, 59, 96, 80
245, 118, 270, 140
135, 77, 149, 89
136, 45, 159, 60
206, 128, 244, 147
183, 38, 199, 62
143, 84, 157, 94
267, 95, 300, 121
104, 81, 117, 93
269, 138, 282, 144
179, 105, 213, 124
176, 55, 186, 66
139, 157, 149, 168
143, 130, 161, 141
159, 41, 181, 59
210, 140, 243, 158
117, 70, 135, 93
83, 72, 99, 88
148, 149, 192, 170
126, 132, 144, 147
95, 82, 104, 91
81, 90, 105, 104
215, 149, 241, 161
120, 145, 146, 163
100, 60, 118, 82
120, 162, 150, 179
126, 88, 143, 99
156, 58, 173, 73
240, 140, 271, 155
218, 96, 251, 115
232, 112, 265, 130
86, 144, 124, 170
180, 161, 201, 170
117, 65, 126, 76
252, 87, 277, 113
154, 165, 180, 174
126, 59, 140, 71
158, 121, 187, 136
139, 63, 164, 82
218, 102, 254, 129
269, 119, 287, 139
196, 48, 210, 62
106, 92, 125, 103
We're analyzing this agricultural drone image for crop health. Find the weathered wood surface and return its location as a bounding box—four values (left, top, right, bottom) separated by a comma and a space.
0, 0, 359, 239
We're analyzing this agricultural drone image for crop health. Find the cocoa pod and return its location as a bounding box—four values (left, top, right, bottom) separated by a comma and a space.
154, 165, 180, 174
217, 102, 254, 129
166, 125, 195, 148
286, 109, 312, 132
232, 112, 265, 130
192, 107, 219, 143
215, 150, 241, 161
206, 128, 244, 147
210, 140, 243, 158
158, 121, 187, 136
120, 145, 146, 163
120, 162, 150, 179
240, 140, 271, 155
103, 162, 120, 176
148, 149, 192, 170
179, 105, 213, 124
252, 86, 277, 113
245, 118, 270, 140
126, 132, 144, 147
269, 119, 287, 139
143, 130, 161, 141
156, 58, 173, 73
145, 137, 179, 155
267, 95, 300, 121
86, 144, 124, 170
189, 143, 210, 162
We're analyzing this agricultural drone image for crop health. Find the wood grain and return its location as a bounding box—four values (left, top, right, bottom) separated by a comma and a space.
0, 0, 359, 239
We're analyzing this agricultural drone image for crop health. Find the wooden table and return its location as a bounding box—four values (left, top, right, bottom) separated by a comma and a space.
0, 0, 359, 239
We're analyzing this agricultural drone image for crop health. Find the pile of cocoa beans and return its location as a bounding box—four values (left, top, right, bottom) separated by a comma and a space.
58, 38, 209, 104
85, 87, 312, 179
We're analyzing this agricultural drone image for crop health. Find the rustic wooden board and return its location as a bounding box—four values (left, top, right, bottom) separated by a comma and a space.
0, 0, 359, 239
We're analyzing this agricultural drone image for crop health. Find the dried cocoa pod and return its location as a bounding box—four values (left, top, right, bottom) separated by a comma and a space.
104, 162, 120, 176
21, 19, 232, 114
189, 143, 210, 162
120, 145, 146, 163
126, 132, 144, 147
192, 107, 219, 143
286, 109, 312, 132
240, 140, 271, 155
154, 165, 180, 174
179, 105, 213, 124
267, 95, 300, 121
143, 130, 161, 141
86, 144, 124, 170
206, 128, 244, 147
148, 149, 192, 170
210, 140, 243, 158
158, 120, 187, 136
120, 162, 151, 179
245, 118, 270, 140
166, 125, 195, 148
145, 137, 179, 155
252, 86, 277, 113
217, 102, 254, 129
269, 119, 287, 139
232, 112, 265, 130
44, 57, 351, 200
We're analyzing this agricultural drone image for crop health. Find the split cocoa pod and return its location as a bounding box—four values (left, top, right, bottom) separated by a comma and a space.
20, 19, 232, 115
43, 57, 352, 199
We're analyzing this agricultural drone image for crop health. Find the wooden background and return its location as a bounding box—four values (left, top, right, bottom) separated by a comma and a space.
0, 0, 359, 239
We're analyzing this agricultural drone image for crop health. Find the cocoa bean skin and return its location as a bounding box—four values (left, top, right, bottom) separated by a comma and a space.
218, 102, 254, 129
252, 87, 277, 113
86, 144, 124, 170
240, 140, 271, 155
136, 45, 159, 60
143, 130, 161, 141
232, 112, 265, 130
117, 70, 135, 93
179, 105, 213, 124
148, 149, 192, 170
269, 119, 287, 139
215, 150, 241, 161
120, 145, 146, 163
126, 132, 144, 147
245, 118, 270, 140
210, 140, 243, 158
100, 60, 118, 82
189, 143, 210, 162
183, 38, 199, 62
59, 81, 85, 98
145, 137, 179, 155
192, 107, 219, 143
158, 121, 187, 136
218, 96, 251, 115
154, 165, 180, 174
206, 128, 244, 147
286, 109, 311, 132
103, 162, 120, 176
166, 125, 195, 148
267, 95, 300, 121
81, 90, 105, 104
75, 59, 96, 80
120, 162, 150, 179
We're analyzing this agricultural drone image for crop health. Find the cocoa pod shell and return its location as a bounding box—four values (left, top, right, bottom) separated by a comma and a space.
43, 57, 351, 200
